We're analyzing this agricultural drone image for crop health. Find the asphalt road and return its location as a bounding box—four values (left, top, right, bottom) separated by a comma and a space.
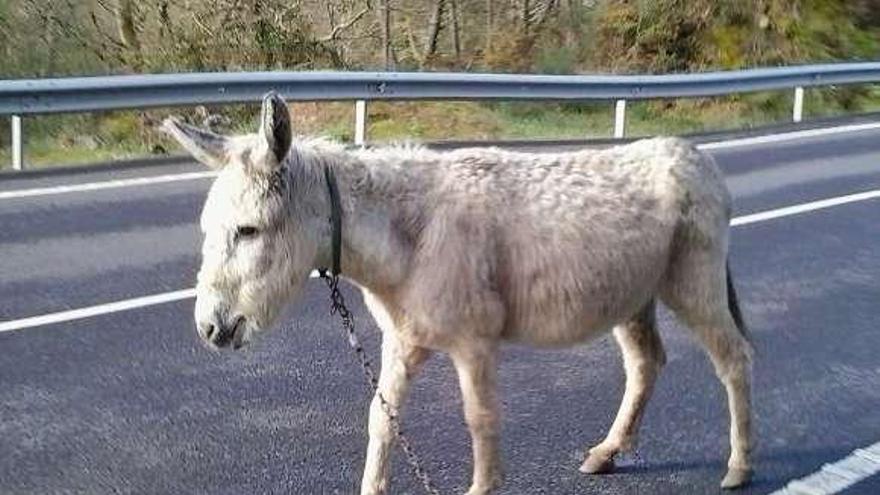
1, 127, 879, 494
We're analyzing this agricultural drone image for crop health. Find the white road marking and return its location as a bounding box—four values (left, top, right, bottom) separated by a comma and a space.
0, 171, 217, 200
0, 273, 325, 334
1, 121, 879, 201
769, 441, 880, 495
0, 288, 197, 333
697, 121, 880, 151
1, 188, 878, 334
731, 189, 880, 226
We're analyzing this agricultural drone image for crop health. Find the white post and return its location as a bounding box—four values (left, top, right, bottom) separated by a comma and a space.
793, 86, 804, 123
613, 99, 626, 138
11, 115, 23, 170
354, 100, 367, 146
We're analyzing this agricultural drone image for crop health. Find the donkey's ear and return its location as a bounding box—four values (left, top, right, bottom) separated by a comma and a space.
162, 117, 229, 170
259, 92, 292, 166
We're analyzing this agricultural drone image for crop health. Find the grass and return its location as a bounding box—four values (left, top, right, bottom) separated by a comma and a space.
0, 111, 156, 171
489, 102, 613, 139
2, 87, 879, 171
0, 137, 152, 170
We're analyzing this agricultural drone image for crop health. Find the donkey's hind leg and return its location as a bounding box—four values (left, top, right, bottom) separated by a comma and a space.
662, 257, 754, 489
581, 300, 666, 475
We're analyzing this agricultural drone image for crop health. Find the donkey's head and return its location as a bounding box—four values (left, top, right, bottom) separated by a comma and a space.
164, 93, 322, 349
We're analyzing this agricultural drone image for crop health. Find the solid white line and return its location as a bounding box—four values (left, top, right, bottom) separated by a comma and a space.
731, 189, 880, 226
0, 171, 217, 200
698, 121, 880, 151
0, 273, 325, 334
0, 288, 197, 333
1, 189, 879, 334
1, 121, 879, 201
769, 441, 880, 495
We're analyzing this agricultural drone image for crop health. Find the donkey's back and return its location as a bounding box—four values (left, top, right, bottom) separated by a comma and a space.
404, 137, 732, 346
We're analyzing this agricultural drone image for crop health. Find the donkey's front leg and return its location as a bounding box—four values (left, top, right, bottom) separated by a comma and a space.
361, 332, 431, 495
451, 343, 502, 495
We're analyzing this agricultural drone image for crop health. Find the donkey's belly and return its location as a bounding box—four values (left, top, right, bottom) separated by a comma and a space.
499, 241, 669, 347
502, 293, 653, 347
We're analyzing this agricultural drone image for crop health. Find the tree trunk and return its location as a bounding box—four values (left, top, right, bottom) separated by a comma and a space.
375, 0, 394, 70
115, 0, 143, 71
405, 16, 423, 62
0, 5, 9, 62
485, 0, 494, 53
449, 0, 461, 61
423, 0, 445, 65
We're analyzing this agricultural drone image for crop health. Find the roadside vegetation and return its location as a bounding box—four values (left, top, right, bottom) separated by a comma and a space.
1, 0, 879, 168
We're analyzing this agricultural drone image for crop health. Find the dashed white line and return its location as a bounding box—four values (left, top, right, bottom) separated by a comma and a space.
770, 441, 880, 495
1, 188, 878, 334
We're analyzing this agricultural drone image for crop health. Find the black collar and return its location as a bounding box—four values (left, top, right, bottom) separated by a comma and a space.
321, 165, 343, 277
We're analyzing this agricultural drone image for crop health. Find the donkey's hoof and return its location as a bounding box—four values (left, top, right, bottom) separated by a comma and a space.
463, 473, 502, 495
579, 453, 616, 474
463, 482, 499, 495
721, 467, 752, 489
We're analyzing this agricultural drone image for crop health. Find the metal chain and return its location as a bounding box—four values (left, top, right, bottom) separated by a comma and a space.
319, 272, 441, 495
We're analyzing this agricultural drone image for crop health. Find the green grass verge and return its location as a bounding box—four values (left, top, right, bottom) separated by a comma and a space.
2, 88, 878, 171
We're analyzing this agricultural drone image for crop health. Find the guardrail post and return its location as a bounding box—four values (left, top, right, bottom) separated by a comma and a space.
613, 99, 627, 138
793, 86, 804, 123
11, 115, 23, 170
354, 100, 367, 146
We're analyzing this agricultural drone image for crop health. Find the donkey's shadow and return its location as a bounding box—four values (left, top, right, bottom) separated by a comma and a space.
609, 446, 853, 493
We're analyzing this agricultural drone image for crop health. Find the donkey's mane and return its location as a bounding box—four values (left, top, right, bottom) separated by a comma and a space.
286, 137, 428, 177
286, 137, 440, 207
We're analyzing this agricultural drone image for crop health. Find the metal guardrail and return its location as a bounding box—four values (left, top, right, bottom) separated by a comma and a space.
2, 62, 880, 169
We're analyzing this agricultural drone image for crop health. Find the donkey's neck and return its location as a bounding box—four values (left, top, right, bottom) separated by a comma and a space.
296, 145, 426, 295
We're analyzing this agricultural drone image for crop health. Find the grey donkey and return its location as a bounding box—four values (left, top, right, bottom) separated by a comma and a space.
164, 92, 754, 494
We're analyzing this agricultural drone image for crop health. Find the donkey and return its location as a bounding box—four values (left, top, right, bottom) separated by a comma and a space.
164, 93, 754, 495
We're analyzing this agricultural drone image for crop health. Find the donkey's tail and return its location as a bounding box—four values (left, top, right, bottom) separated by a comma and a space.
726, 261, 750, 342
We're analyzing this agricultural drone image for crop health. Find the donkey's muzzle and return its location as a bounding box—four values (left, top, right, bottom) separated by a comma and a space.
197, 314, 245, 349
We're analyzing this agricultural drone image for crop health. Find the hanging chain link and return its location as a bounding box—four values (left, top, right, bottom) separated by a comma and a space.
319, 271, 441, 495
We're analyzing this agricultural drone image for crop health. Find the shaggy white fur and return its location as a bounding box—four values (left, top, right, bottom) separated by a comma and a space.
165, 93, 754, 495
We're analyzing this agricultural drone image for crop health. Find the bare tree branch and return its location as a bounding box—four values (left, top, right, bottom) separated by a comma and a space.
94, 0, 114, 14
321, 4, 370, 43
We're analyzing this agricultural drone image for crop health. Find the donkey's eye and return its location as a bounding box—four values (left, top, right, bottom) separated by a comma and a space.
235, 226, 259, 239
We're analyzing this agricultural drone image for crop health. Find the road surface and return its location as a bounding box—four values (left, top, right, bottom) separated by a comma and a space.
1, 126, 879, 494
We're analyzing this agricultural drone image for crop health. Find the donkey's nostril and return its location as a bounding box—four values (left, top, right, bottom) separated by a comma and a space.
203, 323, 216, 341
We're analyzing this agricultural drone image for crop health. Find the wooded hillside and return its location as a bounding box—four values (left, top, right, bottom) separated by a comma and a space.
2, 1, 878, 78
